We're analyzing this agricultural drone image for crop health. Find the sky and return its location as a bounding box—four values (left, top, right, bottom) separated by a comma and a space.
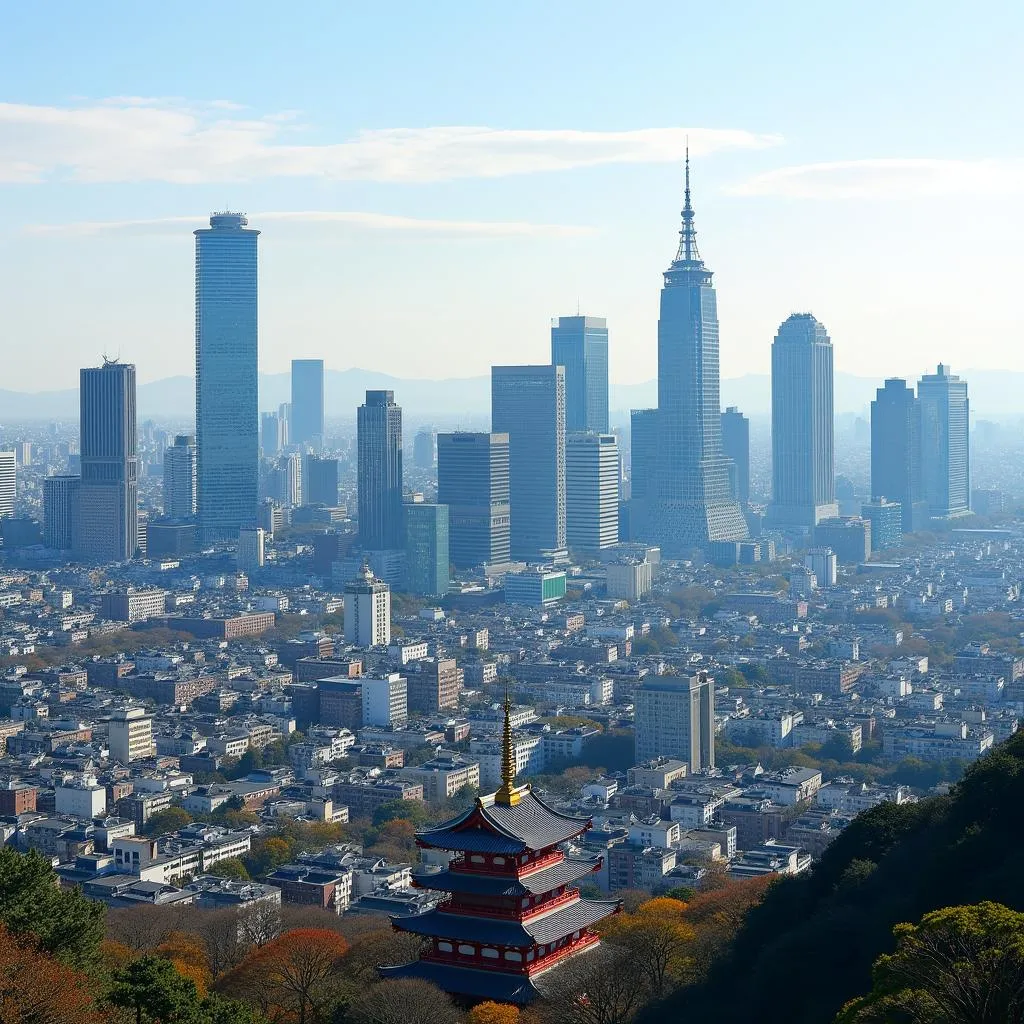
1, 1, 1023, 391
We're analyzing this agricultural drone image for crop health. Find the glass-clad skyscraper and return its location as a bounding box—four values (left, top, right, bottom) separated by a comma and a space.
918, 364, 970, 518
163, 434, 197, 519
871, 378, 922, 532
195, 212, 259, 543
655, 157, 747, 552
720, 406, 750, 506
291, 359, 325, 451
404, 502, 450, 597
357, 390, 404, 549
768, 313, 839, 528
551, 315, 609, 433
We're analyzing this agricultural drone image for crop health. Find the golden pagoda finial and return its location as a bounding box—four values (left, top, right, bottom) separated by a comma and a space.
494, 684, 521, 806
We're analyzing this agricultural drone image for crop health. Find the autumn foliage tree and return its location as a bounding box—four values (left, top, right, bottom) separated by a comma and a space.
601, 896, 695, 997
158, 930, 213, 996
467, 1001, 520, 1024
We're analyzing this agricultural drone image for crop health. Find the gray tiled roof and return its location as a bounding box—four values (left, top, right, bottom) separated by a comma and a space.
412, 857, 601, 897
379, 961, 542, 1004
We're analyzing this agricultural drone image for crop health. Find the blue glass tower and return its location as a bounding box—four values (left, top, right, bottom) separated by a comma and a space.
195, 212, 260, 543
655, 156, 747, 553
551, 315, 609, 433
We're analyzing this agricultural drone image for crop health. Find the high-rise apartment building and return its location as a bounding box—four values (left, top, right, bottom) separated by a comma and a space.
634, 673, 715, 770
344, 564, 391, 647
43, 475, 79, 550
195, 212, 260, 543
75, 360, 138, 562
270, 452, 303, 507
655, 157, 747, 552
491, 365, 566, 560
108, 706, 154, 764
551, 315, 609, 434
237, 526, 267, 571
357, 390, 403, 550
413, 430, 435, 470
362, 674, 408, 728
870, 378, 922, 533
304, 455, 340, 506
163, 434, 197, 519
566, 433, 620, 553
261, 412, 283, 457
0, 451, 14, 519
291, 359, 325, 451
436, 432, 511, 568
917, 364, 970, 518
768, 313, 839, 528
720, 406, 750, 506
404, 502, 450, 598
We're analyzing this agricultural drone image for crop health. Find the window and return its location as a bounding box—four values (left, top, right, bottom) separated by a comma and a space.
458, 944, 475, 956
505, 951, 523, 962
438, 941, 453, 953
482, 948, 499, 959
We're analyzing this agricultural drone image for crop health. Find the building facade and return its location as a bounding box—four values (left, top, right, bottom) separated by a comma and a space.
304, 455, 340, 507
861, 499, 903, 553
195, 212, 260, 543
108, 706, 154, 764
357, 390, 404, 550
551, 314, 609, 434
720, 406, 750, 506
634, 673, 715, 771
917, 364, 970, 518
436, 432, 511, 568
566, 432, 620, 553
163, 434, 197, 519
491, 365, 566, 560
768, 313, 839, 528
404, 502, 450, 598
870, 378, 922, 533
0, 451, 13, 519
291, 359, 325, 451
627, 408, 659, 541
43, 475, 79, 550
344, 564, 391, 647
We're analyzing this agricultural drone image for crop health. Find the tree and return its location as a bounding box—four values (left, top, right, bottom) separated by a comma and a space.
107, 905, 183, 953
339, 929, 425, 988
111, 954, 201, 1024
247, 837, 293, 877
218, 928, 349, 1024
205, 858, 251, 881
372, 799, 432, 829
835, 902, 1024, 1023
539, 945, 650, 1024
0, 847, 105, 968
144, 807, 195, 837
158, 930, 213, 997
468, 1001, 519, 1024
601, 897, 694, 997
346, 978, 459, 1024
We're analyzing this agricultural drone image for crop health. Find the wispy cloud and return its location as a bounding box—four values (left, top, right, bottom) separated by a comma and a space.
730, 158, 1024, 199
0, 97, 781, 185
23, 210, 596, 239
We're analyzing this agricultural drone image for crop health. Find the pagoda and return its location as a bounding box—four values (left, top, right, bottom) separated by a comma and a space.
381, 693, 620, 1004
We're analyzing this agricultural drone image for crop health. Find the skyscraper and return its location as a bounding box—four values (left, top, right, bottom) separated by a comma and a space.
627, 408, 659, 541
768, 313, 839, 528
436, 432, 511, 568
655, 156, 747, 552
75, 360, 138, 562
413, 430, 435, 470
404, 502, 450, 597
491, 365, 566, 560
163, 434, 197, 519
195, 212, 259, 544
344, 563, 391, 647
870, 378, 921, 533
357, 390, 404, 549
566, 432, 620, 553
918, 364, 970, 518
291, 359, 325, 451
0, 451, 14, 519
634, 673, 715, 770
43, 475, 79, 550
261, 412, 282, 457
270, 452, 303, 507
304, 455, 340, 506
720, 407, 750, 506
551, 315, 609, 433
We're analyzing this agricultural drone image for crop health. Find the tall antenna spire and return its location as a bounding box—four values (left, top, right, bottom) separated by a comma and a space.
674, 142, 702, 265
494, 685, 521, 806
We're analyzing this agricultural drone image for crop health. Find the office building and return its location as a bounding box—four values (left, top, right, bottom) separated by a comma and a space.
237, 527, 266, 571
195, 212, 260, 543
768, 314, 838, 528
491, 365, 566, 560
566, 432, 619, 553
0, 451, 14, 519
43, 475, 79, 550
304, 455, 339, 506
655, 156, 746, 552
291, 359, 325, 451
917, 364, 970, 518
75, 360, 138, 562
504, 568, 567, 607
627, 408, 659, 541
805, 547, 838, 587
814, 517, 871, 565
270, 452, 303, 507
861, 499, 903, 553
634, 673, 715, 770
413, 430, 435, 470
407, 658, 462, 714
404, 502, 450, 598
261, 412, 283, 457
606, 559, 654, 602
551, 315, 609, 433
108, 706, 154, 764
344, 564, 391, 647
720, 406, 750, 506
870, 378, 922, 533
163, 434, 197, 519
436, 432, 511, 568
357, 390, 403, 550
362, 674, 408, 728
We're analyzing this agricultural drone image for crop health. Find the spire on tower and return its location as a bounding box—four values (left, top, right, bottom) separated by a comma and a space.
494, 685, 522, 806
674, 143, 702, 266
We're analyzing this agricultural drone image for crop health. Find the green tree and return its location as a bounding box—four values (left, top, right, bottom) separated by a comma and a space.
205, 858, 251, 881
0, 847, 105, 969
836, 901, 1024, 1023
144, 806, 194, 836
111, 954, 201, 1024
372, 799, 431, 829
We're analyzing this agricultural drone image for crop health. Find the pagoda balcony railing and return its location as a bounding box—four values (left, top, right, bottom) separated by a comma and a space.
527, 930, 601, 975
447, 849, 565, 875
440, 887, 580, 921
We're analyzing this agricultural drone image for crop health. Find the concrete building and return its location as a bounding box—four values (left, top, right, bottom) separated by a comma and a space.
237, 527, 267, 571
918, 364, 970, 519
402, 751, 480, 803
43, 475, 79, 550
406, 658, 462, 714
403, 502, 449, 598
720, 406, 750, 506
814, 517, 871, 565
261, 412, 283, 457
344, 564, 391, 647
357, 390, 403, 550
108, 706, 155, 764
0, 451, 13, 519
606, 559, 653, 602
551, 314, 609, 434
361, 674, 408, 727
805, 547, 838, 587
861, 499, 903, 553
634, 673, 715, 771
163, 435, 197, 519
504, 568, 567, 607
304, 455, 339, 506
566, 432, 619, 553
55, 775, 107, 818
291, 359, 325, 451
413, 429, 435, 469
100, 588, 168, 623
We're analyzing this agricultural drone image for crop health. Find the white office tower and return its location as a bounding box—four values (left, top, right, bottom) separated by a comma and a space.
362, 673, 408, 727
566, 432, 620, 553
805, 547, 838, 587
238, 527, 267, 571
108, 706, 154, 764
634, 673, 715, 771
344, 563, 391, 647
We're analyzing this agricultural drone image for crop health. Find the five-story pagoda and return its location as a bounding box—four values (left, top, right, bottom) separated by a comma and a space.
381, 693, 619, 1004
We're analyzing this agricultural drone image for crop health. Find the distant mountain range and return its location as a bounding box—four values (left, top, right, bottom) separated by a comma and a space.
2, 368, 1022, 424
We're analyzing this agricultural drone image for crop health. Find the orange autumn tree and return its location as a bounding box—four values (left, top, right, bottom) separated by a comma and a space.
218, 927, 349, 1024
157, 930, 213, 996
600, 896, 695, 997
0, 923, 106, 1024
468, 1001, 520, 1024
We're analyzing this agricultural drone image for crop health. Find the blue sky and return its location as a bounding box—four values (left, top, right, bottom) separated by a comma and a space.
1, 1, 1022, 391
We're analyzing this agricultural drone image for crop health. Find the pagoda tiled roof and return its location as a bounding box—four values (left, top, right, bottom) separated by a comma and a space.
416, 788, 591, 853
411, 856, 601, 897
379, 960, 542, 1004
393, 896, 619, 947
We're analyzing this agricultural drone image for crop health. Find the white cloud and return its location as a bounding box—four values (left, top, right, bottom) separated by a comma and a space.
23, 210, 596, 239
730, 158, 1024, 199
0, 97, 781, 184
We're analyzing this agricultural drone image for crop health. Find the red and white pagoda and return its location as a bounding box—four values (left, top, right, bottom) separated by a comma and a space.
382, 694, 619, 1004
